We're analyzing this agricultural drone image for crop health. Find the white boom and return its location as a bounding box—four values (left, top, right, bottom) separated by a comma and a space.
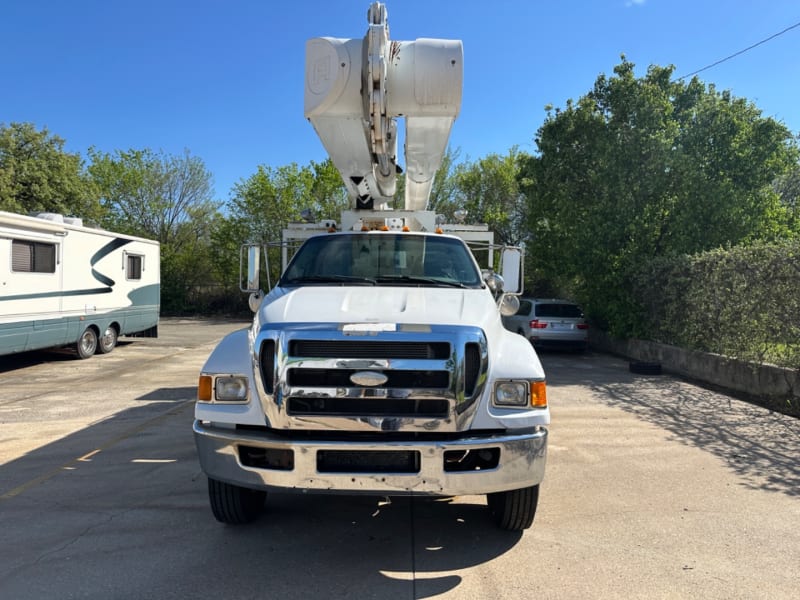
304, 2, 462, 212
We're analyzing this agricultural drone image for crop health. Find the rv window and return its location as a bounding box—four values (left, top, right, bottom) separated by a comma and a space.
127, 254, 142, 280
11, 240, 56, 273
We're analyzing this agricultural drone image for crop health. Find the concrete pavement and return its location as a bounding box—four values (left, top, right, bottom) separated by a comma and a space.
0, 319, 797, 599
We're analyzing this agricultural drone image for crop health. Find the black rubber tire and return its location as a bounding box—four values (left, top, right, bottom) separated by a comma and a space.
629, 361, 662, 375
76, 327, 98, 359
487, 484, 539, 531
208, 478, 266, 524
97, 326, 118, 354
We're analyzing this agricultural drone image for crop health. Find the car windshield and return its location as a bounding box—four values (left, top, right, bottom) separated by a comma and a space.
279, 233, 483, 288
535, 303, 584, 318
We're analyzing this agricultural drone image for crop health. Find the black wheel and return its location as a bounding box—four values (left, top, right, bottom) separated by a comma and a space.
208, 477, 266, 524
487, 484, 539, 531
76, 327, 98, 359
97, 326, 118, 354
629, 361, 662, 375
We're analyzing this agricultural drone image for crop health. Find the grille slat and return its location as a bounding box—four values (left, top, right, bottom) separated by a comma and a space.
464, 342, 480, 397
289, 340, 450, 359
287, 397, 449, 417
288, 368, 448, 388
260, 340, 276, 394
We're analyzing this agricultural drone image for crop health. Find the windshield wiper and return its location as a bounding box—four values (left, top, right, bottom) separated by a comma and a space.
282, 275, 377, 286
375, 275, 468, 288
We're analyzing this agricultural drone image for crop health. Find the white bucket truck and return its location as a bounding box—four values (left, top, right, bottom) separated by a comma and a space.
193, 3, 548, 530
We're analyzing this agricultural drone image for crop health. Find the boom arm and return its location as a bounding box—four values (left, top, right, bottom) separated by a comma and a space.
304, 2, 462, 212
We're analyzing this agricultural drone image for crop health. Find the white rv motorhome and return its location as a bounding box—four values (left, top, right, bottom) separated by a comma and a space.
0, 211, 160, 359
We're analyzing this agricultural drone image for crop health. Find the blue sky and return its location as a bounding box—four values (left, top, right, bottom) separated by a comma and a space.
2, 0, 799, 202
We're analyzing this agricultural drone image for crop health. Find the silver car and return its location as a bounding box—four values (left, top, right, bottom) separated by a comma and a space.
502, 298, 589, 351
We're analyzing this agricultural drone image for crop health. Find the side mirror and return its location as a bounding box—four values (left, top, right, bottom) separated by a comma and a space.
484, 272, 505, 294
500, 247, 523, 295
240, 244, 261, 292
248, 290, 264, 313
499, 294, 520, 317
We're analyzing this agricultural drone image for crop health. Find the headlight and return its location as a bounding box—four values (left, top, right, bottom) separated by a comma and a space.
215, 376, 249, 402
494, 381, 529, 407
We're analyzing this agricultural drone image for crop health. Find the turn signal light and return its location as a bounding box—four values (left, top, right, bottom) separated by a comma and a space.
531, 381, 547, 408
198, 375, 213, 401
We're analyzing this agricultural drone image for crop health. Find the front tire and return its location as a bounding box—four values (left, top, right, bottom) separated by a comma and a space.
487, 485, 539, 531
76, 327, 98, 359
97, 326, 118, 354
208, 478, 266, 524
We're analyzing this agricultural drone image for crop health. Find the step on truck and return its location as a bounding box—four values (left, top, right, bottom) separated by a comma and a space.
193, 2, 549, 531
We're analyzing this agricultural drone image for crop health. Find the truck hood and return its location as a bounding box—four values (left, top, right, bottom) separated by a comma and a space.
260, 286, 498, 329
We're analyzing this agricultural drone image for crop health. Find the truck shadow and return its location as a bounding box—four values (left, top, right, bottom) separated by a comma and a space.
542, 352, 800, 497
0, 398, 523, 599
203, 492, 523, 598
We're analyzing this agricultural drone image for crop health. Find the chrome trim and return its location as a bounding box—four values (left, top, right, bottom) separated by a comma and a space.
252, 323, 489, 433
194, 420, 547, 496
349, 371, 389, 386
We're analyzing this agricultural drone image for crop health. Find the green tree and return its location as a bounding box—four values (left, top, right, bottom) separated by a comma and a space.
773, 157, 800, 232
425, 146, 462, 216
309, 158, 350, 221
0, 122, 101, 219
88, 148, 218, 245
456, 148, 529, 246
211, 160, 347, 289
521, 58, 799, 334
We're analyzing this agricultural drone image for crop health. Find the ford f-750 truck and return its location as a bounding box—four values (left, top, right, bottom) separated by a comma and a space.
193, 2, 549, 531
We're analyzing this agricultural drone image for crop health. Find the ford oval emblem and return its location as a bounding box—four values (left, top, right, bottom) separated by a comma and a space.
350, 371, 388, 387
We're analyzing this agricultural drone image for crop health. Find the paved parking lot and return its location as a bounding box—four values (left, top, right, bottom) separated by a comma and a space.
1, 318, 798, 599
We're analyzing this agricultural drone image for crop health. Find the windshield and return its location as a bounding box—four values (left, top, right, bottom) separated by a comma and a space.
279, 233, 483, 288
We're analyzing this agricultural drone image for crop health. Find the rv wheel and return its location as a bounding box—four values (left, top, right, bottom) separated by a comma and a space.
76, 327, 98, 359
98, 326, 118, 354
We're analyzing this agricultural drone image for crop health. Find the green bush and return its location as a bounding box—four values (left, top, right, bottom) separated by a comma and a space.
632, 241, 800, 369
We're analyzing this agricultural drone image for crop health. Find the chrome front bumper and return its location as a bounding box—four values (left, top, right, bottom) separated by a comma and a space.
193, 420, 547, 496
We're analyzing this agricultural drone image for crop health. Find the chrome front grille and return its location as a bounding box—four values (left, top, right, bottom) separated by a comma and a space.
255, 324, 488, 433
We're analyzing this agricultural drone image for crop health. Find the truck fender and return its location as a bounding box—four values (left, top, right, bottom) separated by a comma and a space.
196, 327, 268, 427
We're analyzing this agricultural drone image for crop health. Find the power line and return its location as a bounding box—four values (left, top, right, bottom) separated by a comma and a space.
677, 19, 800, 80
